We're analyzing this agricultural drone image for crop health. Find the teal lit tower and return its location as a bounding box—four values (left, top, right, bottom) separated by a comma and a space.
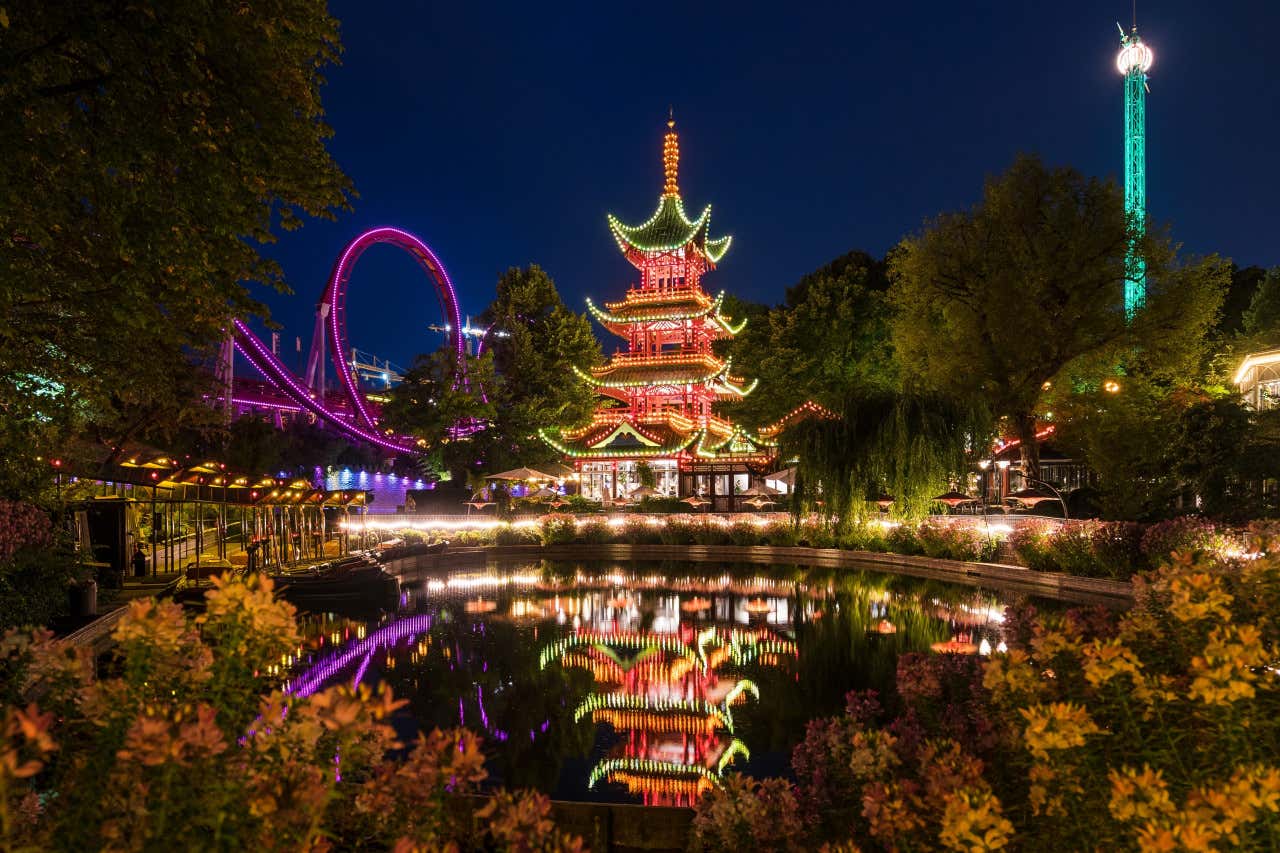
1117, 23, 1153, 318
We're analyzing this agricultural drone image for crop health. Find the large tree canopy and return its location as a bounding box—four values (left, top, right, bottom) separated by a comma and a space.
888, 154, 1227, 480
0, 1, 353, 496
722, 251, 896, 429
383, 265, 600, 479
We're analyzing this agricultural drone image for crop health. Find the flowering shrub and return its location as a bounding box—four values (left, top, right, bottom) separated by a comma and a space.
494, 525, 540, 546
916, 521, 998, 562
1139, 516, 1230, 563
728, 520, 761, 546
695, 542, 1280, 850
574, 519, 612, 544
1011, 520, 1156, 580
690, 776, 804, 853
0, 575, 583, 851
539, 513, 577, 545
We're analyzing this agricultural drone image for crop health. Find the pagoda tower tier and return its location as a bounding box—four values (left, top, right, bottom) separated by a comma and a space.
541, 118, 795, 507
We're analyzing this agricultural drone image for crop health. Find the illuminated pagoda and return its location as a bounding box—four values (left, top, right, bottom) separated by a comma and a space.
539, 117, 780, 508
542, 621, 795, 807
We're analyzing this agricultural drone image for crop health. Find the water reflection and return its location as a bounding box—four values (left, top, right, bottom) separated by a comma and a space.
283, 560, 1011, 804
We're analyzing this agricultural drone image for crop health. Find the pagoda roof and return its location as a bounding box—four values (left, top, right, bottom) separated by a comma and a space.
574, 355, 756, 398
607, 195, 731, 264
588, 290, 747, 337
538, 418, 700, 460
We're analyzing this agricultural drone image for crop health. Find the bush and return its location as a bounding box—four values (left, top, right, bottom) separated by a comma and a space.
0, 547, 78, 630
538, 514, 577, 546
727, 521, 760, 546
0, 576, 585, 851
797, 521, 838, 549
690, 776, 804, 853
760, 521, 797, 547
574, 519, 612, 544
495, 525, 540, 546
839, 521, 889, 553
635, 496, 692, 514
917, 521, 997, 562
659, 517, 699, 545
1139, 515, 1225, 564
1087, 521, 1147, 579
619, 518, 662, 545
1007, 519, 1058, 571
885, 523, 923, 555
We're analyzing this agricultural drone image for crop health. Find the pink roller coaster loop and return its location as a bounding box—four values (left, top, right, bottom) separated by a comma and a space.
324, 227, 465, 430
231, 227, 467, 454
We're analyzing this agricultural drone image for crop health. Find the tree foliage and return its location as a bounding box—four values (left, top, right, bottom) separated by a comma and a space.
722, 251, 896, 429
888, 154, 1227, 479
0, 0, 353, 497
384, 265, 599, 478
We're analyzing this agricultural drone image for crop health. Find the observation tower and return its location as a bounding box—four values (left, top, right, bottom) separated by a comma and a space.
1117, 23, 1154, 318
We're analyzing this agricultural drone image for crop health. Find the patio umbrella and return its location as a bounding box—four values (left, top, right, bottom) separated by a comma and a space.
764, 468, 795, 490
873, 493, 895, 511
485, 467, 555, 482
681, 495, 710, 507
627, 485, 662, 500
1009, 487, 1057, 507
932, 490, 975, 508
737, 484, 781, 497
529, 486, 559, 499
743, 495, 776, 509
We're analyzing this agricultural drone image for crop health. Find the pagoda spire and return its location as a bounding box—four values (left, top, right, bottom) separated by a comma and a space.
663, 110, 679, 197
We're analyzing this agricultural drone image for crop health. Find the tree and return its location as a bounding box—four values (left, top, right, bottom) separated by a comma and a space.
722, 251, 896, 429
0, 1, 353, 497
384, 266, 599, 478
888, 154, 1227, 480
471, 265, 601, 473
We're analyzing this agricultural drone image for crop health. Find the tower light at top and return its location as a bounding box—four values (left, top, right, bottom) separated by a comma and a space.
1117, 18, 1153, 319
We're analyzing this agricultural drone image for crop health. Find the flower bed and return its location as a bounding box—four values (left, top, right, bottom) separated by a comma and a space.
350, 512, 1250, 581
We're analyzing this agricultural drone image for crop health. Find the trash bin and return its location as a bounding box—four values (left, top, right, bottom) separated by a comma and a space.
69, 580, 98, 619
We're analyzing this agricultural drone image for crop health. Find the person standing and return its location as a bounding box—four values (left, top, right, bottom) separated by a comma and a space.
131, 543, 148, 578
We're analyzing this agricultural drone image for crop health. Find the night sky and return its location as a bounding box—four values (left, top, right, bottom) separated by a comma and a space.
249, 0, 1280, 372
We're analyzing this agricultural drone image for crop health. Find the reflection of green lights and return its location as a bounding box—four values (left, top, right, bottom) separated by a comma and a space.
572, 693, 732, 732
717, 739, 751, 774
588, 757, 721, 790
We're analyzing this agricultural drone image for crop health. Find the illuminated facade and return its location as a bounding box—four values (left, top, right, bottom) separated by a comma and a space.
539, 119, 782, 507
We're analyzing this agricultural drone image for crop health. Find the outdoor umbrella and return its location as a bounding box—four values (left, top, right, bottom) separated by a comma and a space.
627, 485, 662, 500
873, 493, 895, 511
932, 490, 975, 508
681, 495, 710, 508
764, 468, 795, 490
1009, 487, 1057, 507
737, 484, 781, 497
743, 495, 776, 509
530, 486, 559, 499
485, 467, 555, 482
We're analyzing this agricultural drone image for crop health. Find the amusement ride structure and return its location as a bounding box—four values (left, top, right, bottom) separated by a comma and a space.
225, 226, 467, 454
1117, 18, 1154, 318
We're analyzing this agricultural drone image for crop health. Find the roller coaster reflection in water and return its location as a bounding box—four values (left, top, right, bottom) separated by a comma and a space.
231, 227, 467, 454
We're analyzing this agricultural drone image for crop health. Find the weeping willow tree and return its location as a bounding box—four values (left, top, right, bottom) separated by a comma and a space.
784, 392, 990, 525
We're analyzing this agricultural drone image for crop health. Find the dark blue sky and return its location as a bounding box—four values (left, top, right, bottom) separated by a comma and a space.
252, 0, 1280, 371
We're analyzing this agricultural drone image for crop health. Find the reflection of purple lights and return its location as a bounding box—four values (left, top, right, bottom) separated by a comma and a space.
286, 613, 433, 698
476, 685, 508, 742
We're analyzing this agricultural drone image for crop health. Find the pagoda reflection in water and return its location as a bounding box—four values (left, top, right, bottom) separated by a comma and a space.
539, 582, 797, 807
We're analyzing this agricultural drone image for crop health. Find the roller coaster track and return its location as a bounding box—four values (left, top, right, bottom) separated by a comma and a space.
231, 227, 466, 454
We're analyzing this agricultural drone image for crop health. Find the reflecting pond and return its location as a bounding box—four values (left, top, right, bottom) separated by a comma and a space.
284, 560, 1015, 806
